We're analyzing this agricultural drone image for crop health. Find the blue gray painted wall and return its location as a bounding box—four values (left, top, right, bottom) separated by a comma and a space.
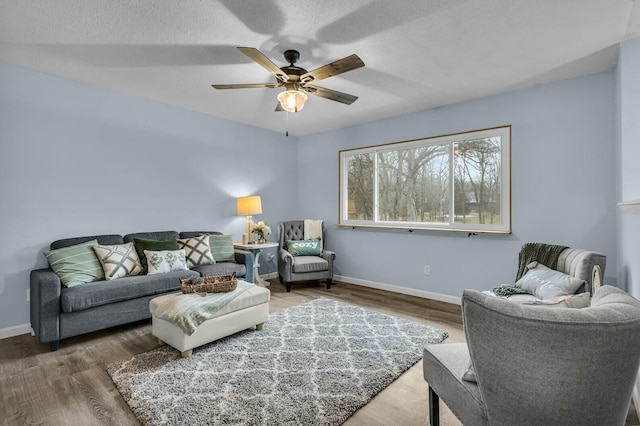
0, 61, 622, 334
616, 36, 640, 407
0, 61, 297, 332
298, 71, 617, 300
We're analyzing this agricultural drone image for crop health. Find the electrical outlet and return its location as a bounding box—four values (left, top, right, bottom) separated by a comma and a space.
423, 265, 431, 276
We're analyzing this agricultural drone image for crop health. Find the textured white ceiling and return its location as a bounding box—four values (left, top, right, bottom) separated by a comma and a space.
1, 0, 639, 136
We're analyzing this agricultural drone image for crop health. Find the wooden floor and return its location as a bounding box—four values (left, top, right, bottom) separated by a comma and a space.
1, 279, 637, 426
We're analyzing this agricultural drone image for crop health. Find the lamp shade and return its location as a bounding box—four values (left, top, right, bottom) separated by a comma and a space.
237, 195, 262, 216
277, 89, 308, 113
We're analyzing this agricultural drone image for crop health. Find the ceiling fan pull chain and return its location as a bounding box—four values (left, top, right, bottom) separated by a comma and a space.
285, 111, 289, 137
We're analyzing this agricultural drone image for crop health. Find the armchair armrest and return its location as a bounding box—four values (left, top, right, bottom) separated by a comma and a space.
322, 249, 336, 261
30, 268, 62, 345
279, 248, 294, 264
234, 249, 254, 284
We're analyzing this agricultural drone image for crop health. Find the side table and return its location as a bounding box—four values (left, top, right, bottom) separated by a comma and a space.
233, 242, 278, 287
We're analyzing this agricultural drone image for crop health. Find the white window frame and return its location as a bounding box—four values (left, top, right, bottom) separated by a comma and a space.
338, 126, 511, 234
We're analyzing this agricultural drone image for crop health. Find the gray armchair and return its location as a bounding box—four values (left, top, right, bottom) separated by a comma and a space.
423, 285, 640, 426
277, 220, 335, 292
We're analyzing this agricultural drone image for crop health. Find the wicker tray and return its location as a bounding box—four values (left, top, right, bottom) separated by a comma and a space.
181, 274, 237, 294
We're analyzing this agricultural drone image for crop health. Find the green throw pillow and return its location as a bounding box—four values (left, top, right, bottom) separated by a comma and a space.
207, 234, 236, 262
286, 238, 322, 256
44, 239, 104, 287
134, 237, 179, 273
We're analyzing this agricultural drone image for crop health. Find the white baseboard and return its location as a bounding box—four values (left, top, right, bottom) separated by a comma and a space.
633, 388, 640, 423
334, 275, 461, 305
0, 323, 32, 340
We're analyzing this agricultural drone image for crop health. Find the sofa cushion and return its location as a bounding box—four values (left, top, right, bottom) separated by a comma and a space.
93, 242, 143, 280
60, 270, 194, 313
133, 237, 179, 273
292, 256, 329, 273
207, 234, 236, 262
124, 231, 179, 243
51, 234, 124, 250
178, 235, 215, 267
515, 261, 586, 300
180, 231, 222, 239
191, 262, 246, 278
145, 249, 189, 275
44, 239, 105, 287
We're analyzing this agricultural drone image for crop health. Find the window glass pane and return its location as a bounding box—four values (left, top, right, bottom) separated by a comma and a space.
453, 137, 502, 225
347, 153, 374, 220
377, 145, 449, 223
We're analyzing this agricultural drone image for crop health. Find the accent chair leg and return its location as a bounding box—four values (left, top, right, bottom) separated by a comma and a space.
256, 322, 265, 330
181, 349, 193, 358
278, 274, 284, 284
50, 340, 60, 351
286, 282, 292, 292
326, 279, 332, 290
429, 386, 440, 426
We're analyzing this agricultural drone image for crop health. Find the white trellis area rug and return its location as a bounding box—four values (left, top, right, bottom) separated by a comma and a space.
107, 298, 449, 426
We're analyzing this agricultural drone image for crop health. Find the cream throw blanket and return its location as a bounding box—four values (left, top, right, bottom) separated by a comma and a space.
153, 280, 254, 335
304, 219, 323, 253
304, 219, 323, 241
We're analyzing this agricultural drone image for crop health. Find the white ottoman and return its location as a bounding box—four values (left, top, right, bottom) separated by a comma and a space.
150, 283, 270, 357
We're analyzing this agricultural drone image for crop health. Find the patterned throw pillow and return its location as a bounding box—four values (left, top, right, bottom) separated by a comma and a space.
134, 237, 179, 273
177, 235, 215, 268
144, 249, 189, 275
44, 239, 104, 287
286, 238, 322, 256
207, 234, 236, 263
93, 242, 143, 280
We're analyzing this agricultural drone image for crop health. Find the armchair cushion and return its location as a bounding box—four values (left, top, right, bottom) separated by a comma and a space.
515, 261, 585, 299
292, 256, 329, 273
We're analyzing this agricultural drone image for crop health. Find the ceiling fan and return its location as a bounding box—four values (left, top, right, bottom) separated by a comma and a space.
212, 47, 365, 113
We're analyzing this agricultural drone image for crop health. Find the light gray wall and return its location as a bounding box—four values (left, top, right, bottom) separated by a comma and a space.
0, 61, 297, 331
616, 36, 640, 405
299, 71, 617, 299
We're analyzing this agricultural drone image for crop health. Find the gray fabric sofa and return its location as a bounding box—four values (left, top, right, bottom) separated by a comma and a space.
30, 230, 253, 351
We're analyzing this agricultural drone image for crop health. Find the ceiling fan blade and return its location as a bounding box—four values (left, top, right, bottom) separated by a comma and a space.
237, 47, 289, 83
275, 102, 285, 112
300, 54, 365, 83
303, 85, 358, 105
212, 83, 280, 89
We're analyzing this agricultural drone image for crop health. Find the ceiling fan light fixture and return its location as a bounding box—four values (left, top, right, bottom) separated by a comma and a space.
277, 89, 308, 113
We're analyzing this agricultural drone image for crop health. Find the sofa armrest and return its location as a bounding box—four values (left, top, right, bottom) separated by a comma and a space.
30, 268, 62, 344
234, 249, 254, 284
322, 249, 336, 261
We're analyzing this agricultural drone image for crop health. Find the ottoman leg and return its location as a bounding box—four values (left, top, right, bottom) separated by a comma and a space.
256, 322, 265, 330
181, 349, 193, 358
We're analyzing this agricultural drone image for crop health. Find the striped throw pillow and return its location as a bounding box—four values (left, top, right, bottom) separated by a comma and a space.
44, 239, 104, 287
207, 234, 236, 263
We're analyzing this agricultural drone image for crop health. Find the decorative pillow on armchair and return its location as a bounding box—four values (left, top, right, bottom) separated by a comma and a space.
515, 261, 586, 300
286, 238, 322, 256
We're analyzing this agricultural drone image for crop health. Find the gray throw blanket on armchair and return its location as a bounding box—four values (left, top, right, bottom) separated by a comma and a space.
514, 242, 568, 282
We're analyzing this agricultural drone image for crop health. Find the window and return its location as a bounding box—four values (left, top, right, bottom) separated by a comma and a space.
339, 126, 511, 234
